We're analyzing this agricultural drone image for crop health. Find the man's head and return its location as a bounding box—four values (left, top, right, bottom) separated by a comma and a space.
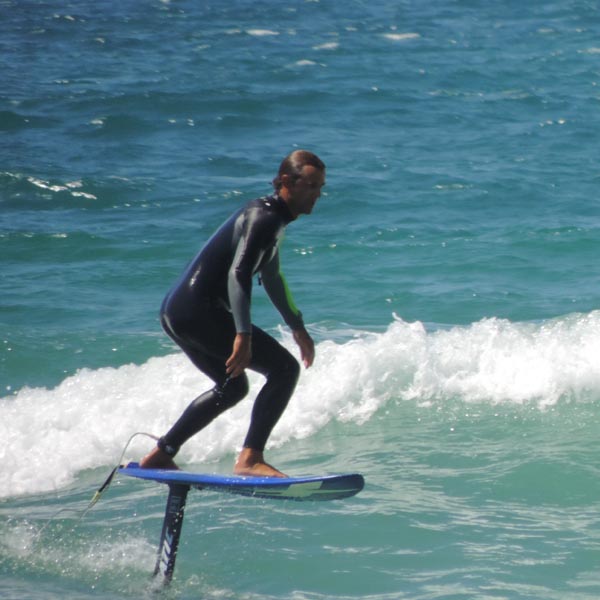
273, 150, 326, 218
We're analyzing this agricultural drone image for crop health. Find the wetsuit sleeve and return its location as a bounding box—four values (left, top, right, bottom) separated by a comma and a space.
227, 208, 271, 333
260, 250, 305, 331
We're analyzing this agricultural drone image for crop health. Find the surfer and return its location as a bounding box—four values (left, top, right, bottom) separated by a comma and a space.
140, 150, 326, 477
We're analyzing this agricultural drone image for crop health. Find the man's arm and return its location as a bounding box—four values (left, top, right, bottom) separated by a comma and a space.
260, 251, 303, 329
226, 332, 252, 378
261, 252, 315, 368
293, 327, 315, 368
227, 208, 270, 334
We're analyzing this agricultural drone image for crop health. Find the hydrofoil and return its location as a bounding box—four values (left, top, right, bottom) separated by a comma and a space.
118, 462, 364, 583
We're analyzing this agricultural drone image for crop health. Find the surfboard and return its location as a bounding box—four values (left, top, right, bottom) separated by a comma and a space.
118, 462, 364, 501
118, 461, 364, 583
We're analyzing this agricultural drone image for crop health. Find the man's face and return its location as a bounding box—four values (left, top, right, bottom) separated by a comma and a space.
287, 165, 326, 217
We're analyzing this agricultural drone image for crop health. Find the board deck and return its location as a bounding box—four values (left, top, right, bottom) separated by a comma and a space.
119, 462, 364, 501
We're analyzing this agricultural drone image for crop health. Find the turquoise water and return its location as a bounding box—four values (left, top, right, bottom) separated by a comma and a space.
2, 1, 600, 598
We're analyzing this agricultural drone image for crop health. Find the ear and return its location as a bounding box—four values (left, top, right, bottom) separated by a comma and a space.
280, 173, 294, 188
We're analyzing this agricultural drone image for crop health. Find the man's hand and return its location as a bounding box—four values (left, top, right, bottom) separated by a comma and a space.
226, 333, 252, 378
293, 328, 315, 368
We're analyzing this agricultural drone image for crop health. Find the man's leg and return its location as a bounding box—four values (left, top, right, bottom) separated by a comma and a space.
140, 372, 250, 469
141, 306, 249, 468
233, 326, 300, 477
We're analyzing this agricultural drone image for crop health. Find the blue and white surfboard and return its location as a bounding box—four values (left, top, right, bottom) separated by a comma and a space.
119, 462, 364, 501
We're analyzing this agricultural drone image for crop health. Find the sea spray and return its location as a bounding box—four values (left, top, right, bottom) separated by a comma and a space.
401, 311, 600, 406
3, 311, 598, 499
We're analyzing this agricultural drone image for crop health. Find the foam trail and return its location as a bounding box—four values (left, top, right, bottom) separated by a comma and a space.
1, 311, 599, 498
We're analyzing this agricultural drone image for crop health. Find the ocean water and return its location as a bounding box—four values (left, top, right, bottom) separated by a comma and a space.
2, 0, 600, 598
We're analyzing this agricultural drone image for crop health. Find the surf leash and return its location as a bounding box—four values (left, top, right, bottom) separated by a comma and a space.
36, 431, 159, 537
80, 431, 159, 518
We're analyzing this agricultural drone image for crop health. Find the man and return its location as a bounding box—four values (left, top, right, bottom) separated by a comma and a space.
140, 150, 326, 477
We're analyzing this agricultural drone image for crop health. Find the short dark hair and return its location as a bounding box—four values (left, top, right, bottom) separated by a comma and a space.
272, 150, 325, 191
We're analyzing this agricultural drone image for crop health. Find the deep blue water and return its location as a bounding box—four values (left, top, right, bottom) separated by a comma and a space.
2, 1, 600, 598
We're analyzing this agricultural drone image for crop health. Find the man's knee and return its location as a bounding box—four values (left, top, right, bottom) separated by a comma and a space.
219, 374, 250, 404
287, 354, 301, 384
273, 351, 300, 389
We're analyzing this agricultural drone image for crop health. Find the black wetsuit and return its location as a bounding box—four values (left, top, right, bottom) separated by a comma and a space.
158, 194, 304, 456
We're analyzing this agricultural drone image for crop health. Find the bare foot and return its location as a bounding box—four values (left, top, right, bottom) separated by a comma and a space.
233, 448, 287, 478
139, 447, 179, 470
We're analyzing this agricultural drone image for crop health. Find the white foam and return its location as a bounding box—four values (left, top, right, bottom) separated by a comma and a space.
246, 29, 279, 37
2, 311, 599, 498
313, 42, 339, 50
399, 313, 600, 407
27, 176, 97, 200
382, 32, 421, 42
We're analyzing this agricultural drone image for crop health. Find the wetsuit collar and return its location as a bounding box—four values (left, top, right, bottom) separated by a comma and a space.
271, 193, 296, 224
